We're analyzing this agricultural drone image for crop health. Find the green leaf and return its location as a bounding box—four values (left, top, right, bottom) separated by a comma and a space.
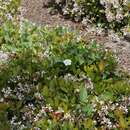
84, 118, 94, 129
82, 104, 93, 116
80, 86, 88, 103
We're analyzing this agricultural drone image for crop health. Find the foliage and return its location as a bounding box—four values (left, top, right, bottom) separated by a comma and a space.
0, 20, 130, 130
0, 0, 21, 22
48, 0, 130, 31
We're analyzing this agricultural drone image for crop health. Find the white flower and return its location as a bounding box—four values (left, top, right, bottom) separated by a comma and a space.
105, 9, 115, 22
64, 73, 77, 81
64, 112, 71, 119
63, 59, 72, 66
6, 13, 13, 20
55, 0, 61, 4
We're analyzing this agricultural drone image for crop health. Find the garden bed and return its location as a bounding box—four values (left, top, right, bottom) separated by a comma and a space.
21, 0, 130, 73
0, 0, 130, 130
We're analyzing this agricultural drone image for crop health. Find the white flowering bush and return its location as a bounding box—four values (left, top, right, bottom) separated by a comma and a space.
48, 0, 130, 31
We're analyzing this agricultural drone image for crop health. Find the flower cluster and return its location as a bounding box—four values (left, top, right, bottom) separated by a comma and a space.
100, 0, 128, 23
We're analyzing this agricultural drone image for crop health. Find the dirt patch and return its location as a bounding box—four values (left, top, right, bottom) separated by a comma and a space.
21, 0, 80, 28
21, 0, 130, 74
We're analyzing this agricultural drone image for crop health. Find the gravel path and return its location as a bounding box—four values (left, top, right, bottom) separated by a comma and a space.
21, 0, 130, 74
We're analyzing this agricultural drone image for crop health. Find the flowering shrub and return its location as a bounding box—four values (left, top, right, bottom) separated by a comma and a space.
48, 0, 130, 31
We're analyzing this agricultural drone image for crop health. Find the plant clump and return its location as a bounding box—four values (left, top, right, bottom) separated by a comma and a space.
46, 0, 130, 32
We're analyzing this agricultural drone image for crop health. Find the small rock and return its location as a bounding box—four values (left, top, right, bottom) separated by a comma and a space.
43, 0, 55, 7
124, 33, 130, 42
49, 8, 58, 15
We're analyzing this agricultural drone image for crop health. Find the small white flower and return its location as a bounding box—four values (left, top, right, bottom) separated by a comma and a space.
0, 51, 9, 62
34, 127, 41, 130
63, 59, 72, 66
64, 112, 71, 119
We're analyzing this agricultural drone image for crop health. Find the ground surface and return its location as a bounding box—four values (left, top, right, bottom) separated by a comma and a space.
21, 0, 130, 73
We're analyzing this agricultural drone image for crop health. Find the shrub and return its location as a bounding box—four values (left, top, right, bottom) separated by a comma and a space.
48, 0, 130, 31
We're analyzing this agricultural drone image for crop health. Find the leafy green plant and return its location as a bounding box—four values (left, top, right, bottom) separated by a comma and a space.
48, 0, 130, 32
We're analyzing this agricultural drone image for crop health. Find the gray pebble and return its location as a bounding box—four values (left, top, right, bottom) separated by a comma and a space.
124, 33, 130, 42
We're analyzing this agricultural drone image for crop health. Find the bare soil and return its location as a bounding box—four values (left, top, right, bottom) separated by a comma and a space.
21, 0, 130, 74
